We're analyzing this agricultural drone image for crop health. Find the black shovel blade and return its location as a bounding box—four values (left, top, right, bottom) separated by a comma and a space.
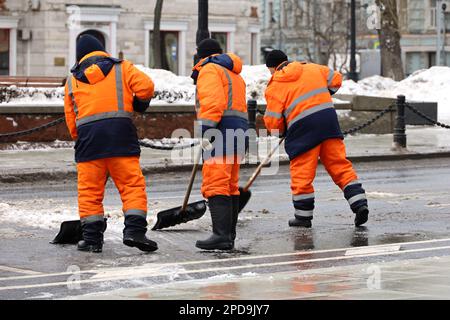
152, 200, 207, 231
238, 187, 252, 213
50, 220, 82, 244
50, 218, 107, 245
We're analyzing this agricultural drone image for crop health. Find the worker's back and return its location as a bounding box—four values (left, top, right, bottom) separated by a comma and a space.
64, 36, 154, 163
264, 61, 343, 160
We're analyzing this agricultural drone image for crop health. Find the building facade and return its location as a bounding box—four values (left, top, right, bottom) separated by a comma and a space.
0, 0, 261, 77
397, 0, 450, 75
261, 0, 450, 78
260, 0, 351, 66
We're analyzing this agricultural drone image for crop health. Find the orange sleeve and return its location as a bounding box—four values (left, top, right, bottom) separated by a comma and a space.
318, 64, 342, 95
264, 84, 286, 136
196, 65, 226, 127
123, 60, 154, 101
64, 81, 78, 140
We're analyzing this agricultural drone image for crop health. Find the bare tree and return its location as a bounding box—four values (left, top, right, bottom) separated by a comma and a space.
376, 0, 405, 80
152, 0, 164, 69
285, 0, 349, 72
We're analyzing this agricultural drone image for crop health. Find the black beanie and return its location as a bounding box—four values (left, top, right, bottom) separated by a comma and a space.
197, 38, 223, 59
265, 50, 288, 68
76, 34, 106, 62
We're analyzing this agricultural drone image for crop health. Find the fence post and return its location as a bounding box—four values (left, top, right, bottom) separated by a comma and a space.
247, 99, 258, 163
393, 95, 407, 149
247, 99, 257, 130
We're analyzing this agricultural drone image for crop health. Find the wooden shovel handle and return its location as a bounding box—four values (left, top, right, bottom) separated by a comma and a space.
181, 143, 203, 211
242, 137, 285, 192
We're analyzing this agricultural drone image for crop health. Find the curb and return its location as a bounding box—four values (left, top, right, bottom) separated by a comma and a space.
2, 151, 450, 184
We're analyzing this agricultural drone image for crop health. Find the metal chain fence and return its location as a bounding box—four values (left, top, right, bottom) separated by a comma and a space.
0, 116, 199, 150
138, 139, 200, 150
405, 103, 450, 129
2, 100, 448, 149
342, 104, 396, 136
0, 117, 66, 139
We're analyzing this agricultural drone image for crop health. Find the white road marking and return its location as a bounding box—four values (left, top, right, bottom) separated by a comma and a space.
0, 266, 42, 275
1, 243, 450, 291
1, 237, 449, 282
345, 245, 401, 256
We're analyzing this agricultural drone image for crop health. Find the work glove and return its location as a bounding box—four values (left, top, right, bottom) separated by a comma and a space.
133, 96, 151, 114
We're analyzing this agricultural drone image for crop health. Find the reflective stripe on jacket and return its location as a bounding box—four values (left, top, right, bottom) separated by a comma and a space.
192, 53, 249, 158
264, 61, 343, 160
64, 51, 154, 162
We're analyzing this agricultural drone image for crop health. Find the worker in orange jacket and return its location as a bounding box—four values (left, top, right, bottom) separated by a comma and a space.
263, 50, 369, 228
64, 35, 158, 253
191, 38, 248, 250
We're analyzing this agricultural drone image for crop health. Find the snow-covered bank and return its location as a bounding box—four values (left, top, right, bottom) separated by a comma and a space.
1, 65, 449, 121
0, 199, 170, 234
135, 66, 195, 103
338, 67, 450, 122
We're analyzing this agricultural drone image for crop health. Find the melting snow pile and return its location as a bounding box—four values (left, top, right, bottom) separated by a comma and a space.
241, 64, 272, 102
338, 66, 450, 121
135, 66, 195, 103
1, 65, 449, 122
0, 85, 64, 105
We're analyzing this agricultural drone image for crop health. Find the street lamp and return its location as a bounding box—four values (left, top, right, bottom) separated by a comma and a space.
194, 0, 210, 65
348, 0, 358, 81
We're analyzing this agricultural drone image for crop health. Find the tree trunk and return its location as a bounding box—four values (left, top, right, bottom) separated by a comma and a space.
376, 0, 405, 80
0, 0, 7, 11
152, 0, 164, 69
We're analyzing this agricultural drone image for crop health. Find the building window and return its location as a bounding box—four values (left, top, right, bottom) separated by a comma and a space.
428, 0, 437, 29
428, 51, 436, 67
398, 0, 409, 32
150, 31, 179, 74
0, 29, 9, 75
211, 32, 228, 53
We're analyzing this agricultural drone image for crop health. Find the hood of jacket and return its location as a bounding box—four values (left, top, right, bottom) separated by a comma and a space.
70, 51, 122, 85
269, 61, 306, 84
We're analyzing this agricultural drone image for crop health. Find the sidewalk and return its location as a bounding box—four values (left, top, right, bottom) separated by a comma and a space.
1, 126, 450, 183
69, 255, 450, 300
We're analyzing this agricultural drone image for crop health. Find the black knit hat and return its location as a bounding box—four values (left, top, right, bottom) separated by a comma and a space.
76, 34, 105, 62
265, 50, 288, 68
197, 38, 223, 59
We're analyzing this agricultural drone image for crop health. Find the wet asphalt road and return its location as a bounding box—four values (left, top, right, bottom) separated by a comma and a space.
1, 157, 450, 299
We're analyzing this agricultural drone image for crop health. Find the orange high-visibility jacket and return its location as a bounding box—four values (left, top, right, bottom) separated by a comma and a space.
64, 51, 154, 162
264, 61, 343, 160
192, 53, 249, 158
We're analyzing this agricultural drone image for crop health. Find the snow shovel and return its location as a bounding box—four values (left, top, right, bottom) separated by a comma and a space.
51, 176, 110, 245
152, 144, 207, 230
238, 137, 285, 213
50, 218, 107, 244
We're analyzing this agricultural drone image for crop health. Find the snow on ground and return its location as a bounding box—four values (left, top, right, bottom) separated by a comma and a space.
0, 199, 167, 235
1, 65, 449, 121
0, 140, 75, 151
135, 66, 195, 103
0, 85, 65, 105
241, 64, 272, 103
338, 67, 450, 121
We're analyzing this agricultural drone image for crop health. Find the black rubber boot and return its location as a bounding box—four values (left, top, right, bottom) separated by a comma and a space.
123, 215, 158, 252
355, 205, 369, 227
231, 195, 240, 241
343, 181, 369, 227
196, 195, 234, 250
289, 214, 312, 228
77, 219, 105, 253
